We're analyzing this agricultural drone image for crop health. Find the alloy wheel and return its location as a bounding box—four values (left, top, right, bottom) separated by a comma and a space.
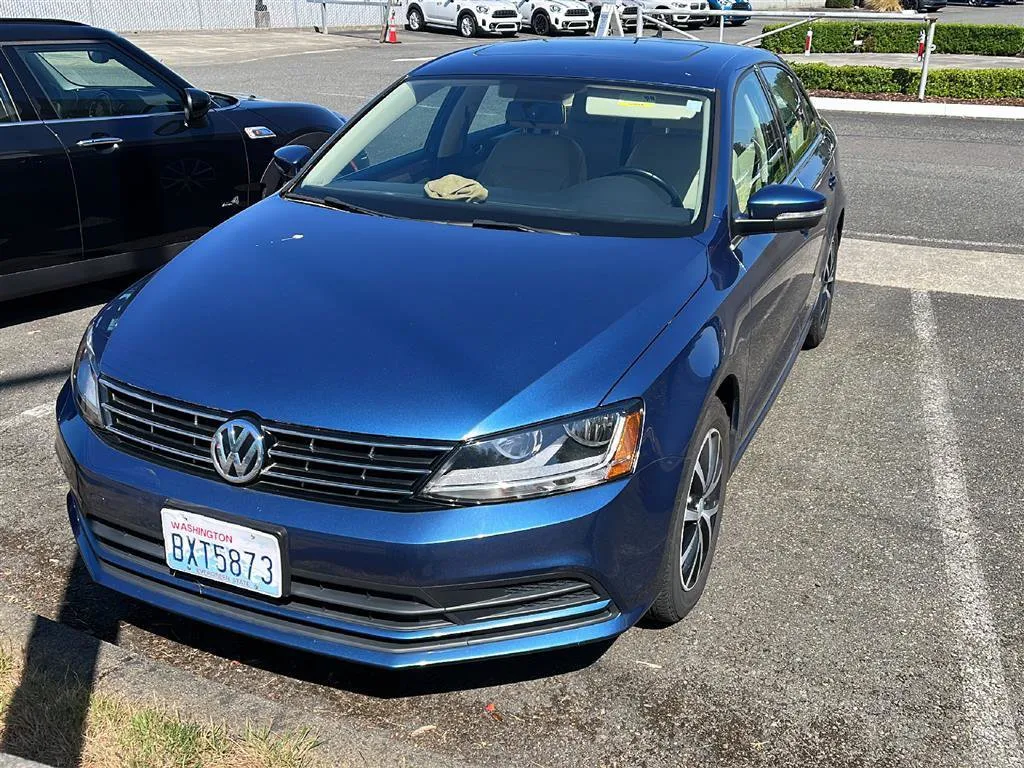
818, 235, 838, 336
408, 9, 423, 29
460, 15, 475, 35
680, 428, 723, 592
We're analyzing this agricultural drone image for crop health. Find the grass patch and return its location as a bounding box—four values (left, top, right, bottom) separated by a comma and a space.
762, 21, 1024, 56
791, 62, 1024, 99
0, 646, 322, 768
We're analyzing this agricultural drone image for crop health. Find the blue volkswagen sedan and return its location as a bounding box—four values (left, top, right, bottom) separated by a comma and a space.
57, 38, 844, 669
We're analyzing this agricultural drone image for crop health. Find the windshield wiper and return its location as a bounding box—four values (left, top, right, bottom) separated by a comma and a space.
470, 219, 577, 236
287, 192, 393, 218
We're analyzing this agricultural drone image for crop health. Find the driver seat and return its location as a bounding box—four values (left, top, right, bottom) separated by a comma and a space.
478, 100, 586, 192
624, 121, 703, 207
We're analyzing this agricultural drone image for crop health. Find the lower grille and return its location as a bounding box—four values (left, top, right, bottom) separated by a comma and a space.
85, 514, 615, 650
98, 378, 454, 510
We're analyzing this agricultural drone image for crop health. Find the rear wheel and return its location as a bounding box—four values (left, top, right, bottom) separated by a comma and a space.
458, 12, 478, 36
647, 399, 731, 625
406, 5, 424, 30
803, 228, 840, 350
533, 11, 554, 34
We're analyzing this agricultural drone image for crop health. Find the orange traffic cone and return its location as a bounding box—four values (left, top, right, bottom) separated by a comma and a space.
385, 8, 400, 43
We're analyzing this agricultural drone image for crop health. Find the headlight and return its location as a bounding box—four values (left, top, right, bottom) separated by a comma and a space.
475, 5, 489, 11
422, 401, 643, 503
550, 3, 563, 10
72, 319, 103, 429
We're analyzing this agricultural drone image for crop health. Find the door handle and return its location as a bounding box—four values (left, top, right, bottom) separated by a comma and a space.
76, 136, 124, 150
827, 173, 837, 190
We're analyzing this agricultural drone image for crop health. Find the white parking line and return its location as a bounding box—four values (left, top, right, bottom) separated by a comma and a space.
849, 231, 1021, 252
0, 403, 52, 433
911, 290, 1024, 768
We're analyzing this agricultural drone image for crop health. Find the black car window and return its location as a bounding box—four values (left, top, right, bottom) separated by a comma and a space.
0, 74, 16, 123
13, 42, 181, 120
760, 65, 818, 162
731, 71, 787, 214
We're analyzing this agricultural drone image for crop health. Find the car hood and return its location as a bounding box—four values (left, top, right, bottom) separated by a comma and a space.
99, 196, 708, 441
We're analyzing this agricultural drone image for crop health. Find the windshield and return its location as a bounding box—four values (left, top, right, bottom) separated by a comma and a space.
293, 77, 713, 238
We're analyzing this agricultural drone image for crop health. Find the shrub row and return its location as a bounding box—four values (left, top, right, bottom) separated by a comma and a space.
790, 63, 1024, 99
824, 0, 854, 7
762, 21, 1024, 56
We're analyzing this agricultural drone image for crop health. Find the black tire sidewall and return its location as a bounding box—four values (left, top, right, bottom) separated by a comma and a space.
533, 11, 551, 34
459, 12, 477, 36
649, 398, 731, 623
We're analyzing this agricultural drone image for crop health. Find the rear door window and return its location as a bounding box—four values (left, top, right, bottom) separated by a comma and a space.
760, 65, 819, 162
0, 74, 16, 123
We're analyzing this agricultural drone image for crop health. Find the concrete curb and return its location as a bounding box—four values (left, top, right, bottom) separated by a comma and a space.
812, 96, 1024, 120
0, 754, 50, 768
0, 603, 472, 768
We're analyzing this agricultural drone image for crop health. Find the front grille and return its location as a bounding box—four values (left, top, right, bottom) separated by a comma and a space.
566, 7, 590, 15
492, 8, 518, 17
621, 5, 638, 15
98, 378, 454, 509
85, 514, 615, 651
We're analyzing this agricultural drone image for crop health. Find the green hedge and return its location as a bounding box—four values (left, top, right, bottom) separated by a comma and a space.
824, 0, 854, 7
762, 21, 1024, 56
791, 63, 1024, 99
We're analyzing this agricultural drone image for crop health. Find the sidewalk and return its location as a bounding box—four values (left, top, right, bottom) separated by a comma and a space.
782, 52, 1024, 69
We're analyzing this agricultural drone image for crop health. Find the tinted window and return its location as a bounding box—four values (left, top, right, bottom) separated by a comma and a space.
761, 65, 818, 161
732, 72, 787, 214
14, 42, 181, 120
360, 84, 452, 165
0, 76, 15, 123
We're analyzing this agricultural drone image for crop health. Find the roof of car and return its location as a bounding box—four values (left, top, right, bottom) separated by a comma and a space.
412, 38, 776, 90
0, 19, 117, 43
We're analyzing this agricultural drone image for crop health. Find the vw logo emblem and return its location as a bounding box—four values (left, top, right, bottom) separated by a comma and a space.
211, 418, 265, 485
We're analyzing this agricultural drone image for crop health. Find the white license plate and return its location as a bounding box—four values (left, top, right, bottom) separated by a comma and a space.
161, 508, 283, 598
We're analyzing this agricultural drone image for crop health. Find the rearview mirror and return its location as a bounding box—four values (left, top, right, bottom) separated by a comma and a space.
733, 184, 826, 236
183, 88, 212, 127
272, 144, 314, 181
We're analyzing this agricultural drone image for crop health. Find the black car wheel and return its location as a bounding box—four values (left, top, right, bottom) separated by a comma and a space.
406, 5, 425, 30
647, 398, 730, 625
533, 11, 553, 34
803, 228, 840, 350
458, 12, 478, 37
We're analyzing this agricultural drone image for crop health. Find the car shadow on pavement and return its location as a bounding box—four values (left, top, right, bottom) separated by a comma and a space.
1, 275, 137, 330
1, 554, 122, 767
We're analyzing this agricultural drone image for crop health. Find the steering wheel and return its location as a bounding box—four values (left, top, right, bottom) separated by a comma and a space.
600, 167, 684, 208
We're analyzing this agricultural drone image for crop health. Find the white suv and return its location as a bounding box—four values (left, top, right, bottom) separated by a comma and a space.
517, 0, 594, 34
634, 0, 709, 29
405, 0, 522, 36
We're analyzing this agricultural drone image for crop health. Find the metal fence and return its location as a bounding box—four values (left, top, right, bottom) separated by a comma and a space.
0, 0, 380, 31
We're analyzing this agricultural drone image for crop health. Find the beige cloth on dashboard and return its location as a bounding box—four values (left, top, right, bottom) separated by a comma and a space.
424, 174, 488, 203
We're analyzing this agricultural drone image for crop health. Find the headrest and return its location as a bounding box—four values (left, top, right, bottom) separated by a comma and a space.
506, 100, 566, 130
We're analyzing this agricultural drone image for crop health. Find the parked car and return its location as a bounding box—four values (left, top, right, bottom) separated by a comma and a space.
635, 0, 710, 29
59, 38, 845, 669
518, 0, 594, 34
705, 0, 751, 25
899, 0, 947, 10
405, 0, 521, 36
0, 19, 344, 302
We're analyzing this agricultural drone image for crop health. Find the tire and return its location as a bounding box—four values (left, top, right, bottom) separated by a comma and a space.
532, 11, 553, 35
458, 12, 478, 37
646, 399, 731, 626
406, 5, 424, 30
803, 227, 840, 350
258, 131, 331, 199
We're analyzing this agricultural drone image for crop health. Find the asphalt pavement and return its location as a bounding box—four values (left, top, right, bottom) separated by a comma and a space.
3, 25, 1024, 768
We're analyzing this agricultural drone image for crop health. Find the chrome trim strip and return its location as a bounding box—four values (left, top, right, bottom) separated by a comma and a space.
106, 425, 212, 464
266, 448, 429, 475
102, 379, 224, 421
261, 470, 413, 496
102, 403, 212, 442
269, 425, 452, 453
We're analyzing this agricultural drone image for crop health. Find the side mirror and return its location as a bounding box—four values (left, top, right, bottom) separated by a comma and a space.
272, 144, 314, 180
733, 184, 826, 236
183, 88, 212, 127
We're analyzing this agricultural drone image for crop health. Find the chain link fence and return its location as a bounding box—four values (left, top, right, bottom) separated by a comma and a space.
0, 0, 381, 32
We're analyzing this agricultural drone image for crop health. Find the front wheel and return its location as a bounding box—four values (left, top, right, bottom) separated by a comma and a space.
647, 399, 731, 625
458, 12, 478, 36
803, 228, 840, 350
532, 11, 553, 35
406, 5, 424, 30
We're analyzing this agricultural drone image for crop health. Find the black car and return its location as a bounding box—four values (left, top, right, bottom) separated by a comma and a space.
0, 19, 344, 301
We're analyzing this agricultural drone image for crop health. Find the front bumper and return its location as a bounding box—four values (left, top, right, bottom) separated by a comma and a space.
56, 383, 675, 668
483, 18, 520, 32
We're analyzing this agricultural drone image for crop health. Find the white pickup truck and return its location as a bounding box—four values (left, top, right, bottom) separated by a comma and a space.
405, 0, 522, 36
516, 0, 594, 34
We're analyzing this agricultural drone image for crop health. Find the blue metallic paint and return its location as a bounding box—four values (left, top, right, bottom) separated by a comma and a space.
57, 39, 845, 668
